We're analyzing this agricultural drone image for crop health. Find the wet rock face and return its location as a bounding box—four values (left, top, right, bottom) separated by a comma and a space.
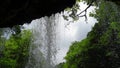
0, 0, 75, 28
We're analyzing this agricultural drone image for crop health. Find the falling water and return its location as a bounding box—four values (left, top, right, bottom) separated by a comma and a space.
25, 13, 61, 68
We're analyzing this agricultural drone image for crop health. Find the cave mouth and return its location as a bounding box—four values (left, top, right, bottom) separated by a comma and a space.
0, 0, 76, 28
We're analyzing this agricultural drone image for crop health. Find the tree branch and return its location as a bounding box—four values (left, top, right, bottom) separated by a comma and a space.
78, 0, 94, 16
77, 0, 94, 21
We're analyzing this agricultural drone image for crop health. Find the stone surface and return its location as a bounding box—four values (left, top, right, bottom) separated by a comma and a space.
0, 0, 75, 28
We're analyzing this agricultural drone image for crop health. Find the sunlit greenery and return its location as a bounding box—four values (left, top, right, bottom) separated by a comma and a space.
62, 0, 120, 68
0, 28, 32, 68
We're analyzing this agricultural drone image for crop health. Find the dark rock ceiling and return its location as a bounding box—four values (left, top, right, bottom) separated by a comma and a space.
0, 0, 75, 28
0, 0, 119, 28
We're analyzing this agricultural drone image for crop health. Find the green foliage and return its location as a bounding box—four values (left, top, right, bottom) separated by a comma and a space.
63, 0, 120, 22
63, 0, 100, 22
63, 1, 80, 21
0, 29, 32, 68
0, 29, 6, 61
63, 1, 120, 68
56, 62, 65, 68
64, 40, 90, 68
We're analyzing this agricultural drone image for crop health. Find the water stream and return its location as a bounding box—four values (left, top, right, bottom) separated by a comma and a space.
25, 13, 61, 68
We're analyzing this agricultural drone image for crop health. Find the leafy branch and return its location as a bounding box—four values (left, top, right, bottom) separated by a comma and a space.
63, 0, 96, 27
77, 0, 94, 21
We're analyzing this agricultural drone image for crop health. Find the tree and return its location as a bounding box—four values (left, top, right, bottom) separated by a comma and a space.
63, 0, 120, 22
0, 28, 32, 68
63, 1, 120, 68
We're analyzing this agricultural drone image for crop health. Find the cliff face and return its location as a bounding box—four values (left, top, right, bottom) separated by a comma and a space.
0, 0, 75, 28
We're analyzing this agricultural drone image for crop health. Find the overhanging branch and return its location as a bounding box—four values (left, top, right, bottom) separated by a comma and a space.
77, 0, 94, 21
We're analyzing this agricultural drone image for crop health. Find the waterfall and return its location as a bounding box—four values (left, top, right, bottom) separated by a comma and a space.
25, 13, 61, 68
